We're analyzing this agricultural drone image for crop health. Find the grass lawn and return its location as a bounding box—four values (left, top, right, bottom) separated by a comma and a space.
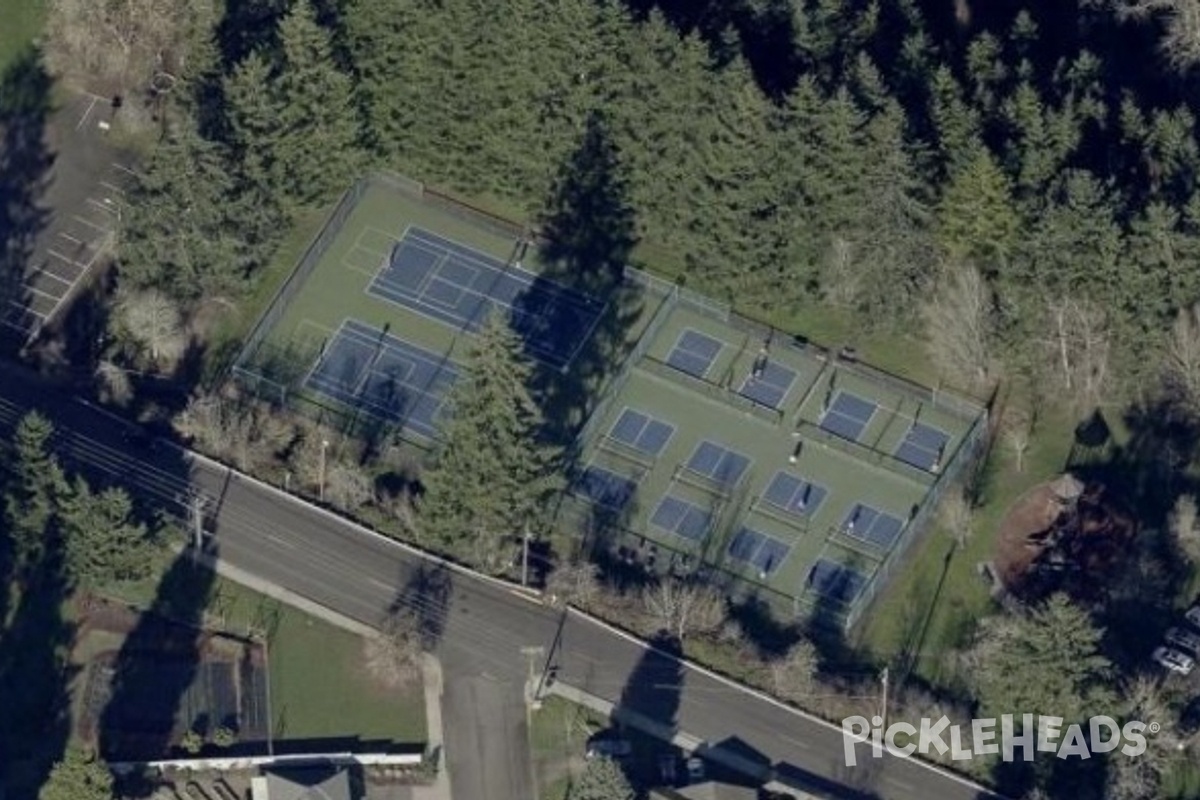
529, 695, 609, 800
854, 402, 1078, 685
100, 559, 426, 748
0, 0, 43, 76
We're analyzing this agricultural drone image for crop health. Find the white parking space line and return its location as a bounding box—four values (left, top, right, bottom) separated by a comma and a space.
58, 231, 84, 245
36, 268, 75, 287
75, 96, 99, 131
87, 197, 121, 216
112, 163, 140, 178
99, 180, 126, 194
47, 249, 89, 269
71, 214, 110, 233
24, 283, 63, 302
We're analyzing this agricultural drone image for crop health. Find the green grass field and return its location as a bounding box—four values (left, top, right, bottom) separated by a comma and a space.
0, 0, 43, 76
528, 696, 609, 800
101, 565, 426, 748
235, 173, 988, 627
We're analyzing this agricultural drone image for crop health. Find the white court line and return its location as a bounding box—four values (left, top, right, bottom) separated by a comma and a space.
75, 96, 99, 130
71, 214, 110, 233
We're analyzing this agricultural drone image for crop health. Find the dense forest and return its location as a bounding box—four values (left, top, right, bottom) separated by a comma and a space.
24, 0, 1200, 798
71, 0, 1200, 410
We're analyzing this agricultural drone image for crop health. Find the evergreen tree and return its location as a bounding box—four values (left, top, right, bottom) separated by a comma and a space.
966, 594, 1111, 723
936, 144, 1020, 271
4, 412, 62, 570
419, 314, 562, 572
38, 748, 114, 800
58, 479, 157, 591
272, 0, 363, 206
121, 115, 274, 301
569, 755, 634, 800
224, 52, 283, 197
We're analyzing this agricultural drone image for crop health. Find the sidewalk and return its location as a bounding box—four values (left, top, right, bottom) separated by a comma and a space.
192, 548, 455, 800
412, 655, 453, 800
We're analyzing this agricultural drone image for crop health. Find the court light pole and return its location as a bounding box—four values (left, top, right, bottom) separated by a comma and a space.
319, 439, 330, 502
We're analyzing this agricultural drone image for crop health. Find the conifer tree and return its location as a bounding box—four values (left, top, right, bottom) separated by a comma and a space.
419, 314, 562, 573
4, 412, 63, 570
936, 144, 1020, 271
272, 0, 363, 206
58, 479, 156, 591
38, 748, 114, 800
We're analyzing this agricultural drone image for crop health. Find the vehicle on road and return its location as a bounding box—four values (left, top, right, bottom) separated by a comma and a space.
1153, 646, 1195, 675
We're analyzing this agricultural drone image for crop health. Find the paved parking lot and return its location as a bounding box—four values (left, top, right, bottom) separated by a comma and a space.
2, 90, 136, 338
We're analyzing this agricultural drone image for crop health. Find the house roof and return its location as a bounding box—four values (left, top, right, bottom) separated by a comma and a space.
264, 767, 353, 800
650, 782, 759, 800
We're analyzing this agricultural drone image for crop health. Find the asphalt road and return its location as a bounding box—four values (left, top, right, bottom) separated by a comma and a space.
0, 364, 1004, 800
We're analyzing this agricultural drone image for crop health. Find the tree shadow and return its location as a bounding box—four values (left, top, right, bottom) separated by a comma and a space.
386, 562, 454, 652
0, 46, 54, 353
98, 544, 218, 787
0, 504, 76, 797
606, 631, 684, 790
520, 111, 643, 449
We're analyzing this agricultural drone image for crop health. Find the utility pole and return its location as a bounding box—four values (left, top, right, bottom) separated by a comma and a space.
319, 439, 330, 502
534, 609, 568, 704
880, 666, 890, 731
521, 529, 530, 588
521, 645, 544, 710
190, 495, 205, 555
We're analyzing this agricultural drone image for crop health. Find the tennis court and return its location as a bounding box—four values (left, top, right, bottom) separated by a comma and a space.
370, 226, 605, 368
304, 318, 459, 440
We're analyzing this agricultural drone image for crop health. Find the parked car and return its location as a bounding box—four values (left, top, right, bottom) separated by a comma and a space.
1185, 605, 1200, 630
586, 735, 633, 760
1153, 646, 1195, 675
1166, 626, 1200, 655
686, 756, 706, 783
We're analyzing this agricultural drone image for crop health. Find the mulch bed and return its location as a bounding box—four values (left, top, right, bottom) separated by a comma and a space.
993, 482, 1062, 590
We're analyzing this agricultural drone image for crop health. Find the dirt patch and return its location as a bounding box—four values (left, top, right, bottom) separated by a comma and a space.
993, 478, 1137, 600
993, 483, 1062, 588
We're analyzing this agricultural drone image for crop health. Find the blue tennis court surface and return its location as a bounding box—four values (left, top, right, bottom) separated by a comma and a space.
727, 527, 791, 576
666, 330, 723, 378
686, 441, 750, 489
820, 391, 876, 442
608, 409, 675, 457
574, 466, 637, 510
739, 361, 796, 409
304, 319, 458, 439
371, 227, 604, 368
807, 559, 867, 605
894, 422, 949, 471
762, 472, 827, 517
841, 503, 905, 549
650, 495, 713, 543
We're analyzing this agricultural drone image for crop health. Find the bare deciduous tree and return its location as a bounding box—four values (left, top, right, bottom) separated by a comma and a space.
112, 288, 188, 371
1094, 0, 1200, 71
545, 560, 601, 609
325, 461, 374, 512
1003, 406, 1033, 473
769, 639, 820, 702
95, 360, 133, 406
922, 263, 994, 391
641, 578, 725, 642
45, 0, 212, 92
1169, 494, 1200, 564
1042, 297, 1111, 409
363, 609, 423, 690
821, 237, 859, 309
1166, 303, 1200, 415
175, 392, 289, 472
939, 489, 974, 550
